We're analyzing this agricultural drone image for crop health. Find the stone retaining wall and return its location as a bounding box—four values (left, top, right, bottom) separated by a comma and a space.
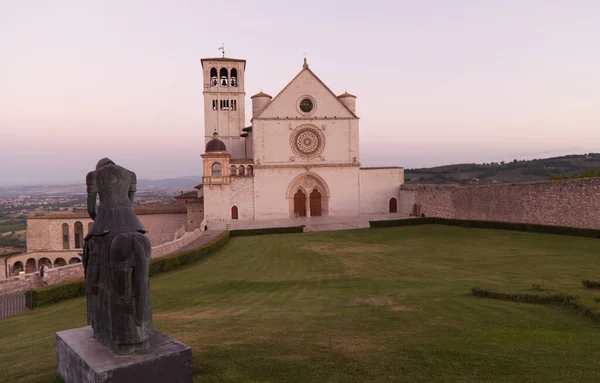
402, 177, 600, 229
0, 229, 204, 295
150, 229, 203, 258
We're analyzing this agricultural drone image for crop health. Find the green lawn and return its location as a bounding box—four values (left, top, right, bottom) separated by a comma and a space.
2, 225, 600, 382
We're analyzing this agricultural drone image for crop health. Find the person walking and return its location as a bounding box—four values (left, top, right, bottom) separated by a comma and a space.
39, 261, 49, 286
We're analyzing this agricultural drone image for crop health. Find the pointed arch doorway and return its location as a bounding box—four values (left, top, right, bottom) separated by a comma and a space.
294, 189, 306, 217
287, 172, 330, 218
389, 198, 397, 213
310, 189, 322, 216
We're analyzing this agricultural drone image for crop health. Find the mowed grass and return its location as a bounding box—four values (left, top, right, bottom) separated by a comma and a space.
2, 225, 600, 382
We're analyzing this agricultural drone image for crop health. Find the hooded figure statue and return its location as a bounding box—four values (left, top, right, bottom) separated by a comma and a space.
83, 158, 153, 355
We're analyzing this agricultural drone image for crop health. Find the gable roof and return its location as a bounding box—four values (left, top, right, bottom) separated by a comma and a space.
254, 62, 358, 119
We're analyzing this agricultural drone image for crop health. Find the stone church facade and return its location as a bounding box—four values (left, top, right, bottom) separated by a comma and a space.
199, 56, 404, 225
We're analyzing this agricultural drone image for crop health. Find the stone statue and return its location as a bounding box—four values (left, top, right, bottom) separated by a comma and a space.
82, 158, 153, 355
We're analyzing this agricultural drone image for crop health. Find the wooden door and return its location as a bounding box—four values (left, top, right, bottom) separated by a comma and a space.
389, 198, 397, 213
310, 189, 321, 216
231, 205, 238, 219
294, 190, 306, 217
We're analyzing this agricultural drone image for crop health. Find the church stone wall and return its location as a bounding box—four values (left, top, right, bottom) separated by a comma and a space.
253, 68, 359, 167
204, 177, 255, 222
257, 70, 355, 121
359, 168, 405, 214
253, 119, 359, 166
403, 178, 600, 229
253, 166, 360, 220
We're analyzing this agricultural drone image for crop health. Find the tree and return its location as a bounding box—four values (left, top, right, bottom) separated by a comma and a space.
572, 168, 600, 179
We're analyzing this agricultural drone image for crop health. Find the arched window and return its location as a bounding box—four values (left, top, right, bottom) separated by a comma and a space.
74, 221, 83, 249
39, 257, 51, 268
210, 67, 218, 87
239, 165, 245, 176
230, 165, 237, 176
231, 205, 238, 219
247, 165, 253, 176
220, 67, 228, 87
69, 257, 81, 264
212, 162, 222, 177
54, 258, 67, 267
12, 261, 24, 276
62, 223, 70, 249
25, 258, 37, 273
230, 68, 237, 87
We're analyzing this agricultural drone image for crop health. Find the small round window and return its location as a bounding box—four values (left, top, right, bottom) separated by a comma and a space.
299, 98, 314, 113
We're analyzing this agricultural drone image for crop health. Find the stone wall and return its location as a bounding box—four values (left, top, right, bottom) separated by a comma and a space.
186, 203, 204, 231
402, 178, 600, 229
252, 166, 360, 220
141, 213, 187, 246
27, 217, 93, 253
359, 167, 404, 214
151, 229, 203, 258
0, 263, 83, 295
0, 229, 205, 294
0, 257, 6, 280
27, 210, 187, 252
204, 177, 255, 222
252, 68, 359, 167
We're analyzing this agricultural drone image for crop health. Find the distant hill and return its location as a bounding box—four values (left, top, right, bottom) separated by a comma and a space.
405, 153, 600, 185
0, 176, 202, 198
137, 176, 201, 190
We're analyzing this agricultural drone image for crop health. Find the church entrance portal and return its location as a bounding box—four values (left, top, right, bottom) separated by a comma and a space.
288, 173, 330, 218
294, 189, 306, 217
310, 189, 322, 216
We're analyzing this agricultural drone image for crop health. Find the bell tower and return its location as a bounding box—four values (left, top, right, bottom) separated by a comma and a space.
200, 55, 247, 159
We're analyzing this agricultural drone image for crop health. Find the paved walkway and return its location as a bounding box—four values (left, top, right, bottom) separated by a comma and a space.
207, 213, 411, 233
174, 230, 225, 253
166, 214, 411, 255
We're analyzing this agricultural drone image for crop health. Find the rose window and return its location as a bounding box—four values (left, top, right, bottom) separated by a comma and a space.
290, 125, 325, 159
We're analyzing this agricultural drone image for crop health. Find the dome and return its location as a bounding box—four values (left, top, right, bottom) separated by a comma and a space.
206, 133, 227, 152
337, 91, 356, 98
251, 91, 272, 99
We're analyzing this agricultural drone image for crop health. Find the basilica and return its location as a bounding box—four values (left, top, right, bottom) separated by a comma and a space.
198, 56, 404, 227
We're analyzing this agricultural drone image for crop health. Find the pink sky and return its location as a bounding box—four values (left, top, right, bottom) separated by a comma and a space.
1, 1, 599, 185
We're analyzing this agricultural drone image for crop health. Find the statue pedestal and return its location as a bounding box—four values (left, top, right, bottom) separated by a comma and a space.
56, 326, 193, 383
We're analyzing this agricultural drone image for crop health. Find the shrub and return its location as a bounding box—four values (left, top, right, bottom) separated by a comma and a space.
26, 279, 86, 309
369, 218, 437, 228
370, 217, 600, 239
229, 226, 304, 237
472, 287, 600, 323
582, 280, 600, 290
149, 231, 230, 277
471, 287, 574, 305
27, 231, 231, 308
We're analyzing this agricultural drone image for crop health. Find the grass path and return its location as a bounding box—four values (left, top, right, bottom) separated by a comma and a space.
1, 225, 600, 382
